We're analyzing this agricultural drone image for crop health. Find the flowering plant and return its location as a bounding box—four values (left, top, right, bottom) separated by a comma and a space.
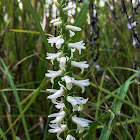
45, 0, 91, 139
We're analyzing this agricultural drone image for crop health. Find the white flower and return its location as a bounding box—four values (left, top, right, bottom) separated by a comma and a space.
49, 124, 67, 140
57, 57, 67, 70
61, 76, 72, 90
50, 18, 60, 24
53, 21, 62, 26
55, 102, 65, 110
50, 18, 62, 26
48, 35, 64, 48
46, 52, 62, 65
66, 25, 81, 31
127, 21, 138, 30
45, 70, 63, 84
68, 41, 86, 54
70, 48, 76, 59
56, 39, 64, 49
62, 6, 73, 12
69, 30, 75, 37
66, 134, 76, 140
72, 116, 92, 133
48, 111, 66, 126
71, 78, 90, 93
48, 35, 61, 47
71, 61, 89, 73
67, 96, 88, 111
47, 87, 65, 103
46, 89, 58, 93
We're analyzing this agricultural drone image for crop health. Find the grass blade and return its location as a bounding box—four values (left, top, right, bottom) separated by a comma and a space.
23, 0, 51, 52
0, 128, 7, 140
99, 72, 140, 140
73, 0, 89, 42
0, 58, 30, 140
136, 126, 140, 140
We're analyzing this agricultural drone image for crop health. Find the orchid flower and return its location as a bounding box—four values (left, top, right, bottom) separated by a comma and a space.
47, 87, 65, 103
61, 76, 72, 90
67, 96, 88, 111
46, 52, 62, 65
69, 30, 75, 37
57, 57, 67, 70
71, 78, 90, 93
66, 25, 81, 31
71, 61, 89, 74
72, 116, 92, 133
68, 41, 86, 54
66, 134, 76, 140
62, 6, 73, 12
49, 124, 67, 140
48, 111, 66, 126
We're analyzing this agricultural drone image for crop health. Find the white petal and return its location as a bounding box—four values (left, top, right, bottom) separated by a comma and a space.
72, 116, 92, 133
72, 116, 92, 127
50, 18, 60, 24
67, 96, 88, 111
70, 48, 76, 59
71, 78, 90, 93
66, 25, 81, 31
55, 102, 65, 109
68, 41, 86, 54
66, 134, 76, 140
48, 127, 61, 133
47, 36, 62, 47
49, 111, 66, 126
53, 21, 62, 26
71, 61, 89, 73
47, 88, 64, 100
46, 89, 58, 93
62, 76, 72, 90
45, 70, 63, 84
57, 57, 67, 70
67, 96, 78, 106
56, 39, 64, 49
49, 123, 59, 129
74, 97, 88, 104
48, 111, 65, 118
57, 125, 67, 140
62, 6, 73, 12
69, 30, 75, 37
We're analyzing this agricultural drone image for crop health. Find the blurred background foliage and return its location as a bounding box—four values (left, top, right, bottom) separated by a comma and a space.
0, 0, 140, 139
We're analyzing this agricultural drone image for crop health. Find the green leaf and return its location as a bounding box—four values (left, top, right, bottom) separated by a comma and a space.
16, 136, 22, 140
99, 72, 140, 140
136, 126, 140, 140
74, 0, 89, 27
73, 0, 89, 42
0, 128, 7, 140
85, 111, 110, 140
23, 0, 51, 52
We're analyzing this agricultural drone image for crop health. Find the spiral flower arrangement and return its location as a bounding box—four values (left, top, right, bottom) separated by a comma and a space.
45, 0, 92, 139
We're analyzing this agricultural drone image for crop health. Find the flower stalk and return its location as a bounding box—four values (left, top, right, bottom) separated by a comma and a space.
45, 0, 91, 139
